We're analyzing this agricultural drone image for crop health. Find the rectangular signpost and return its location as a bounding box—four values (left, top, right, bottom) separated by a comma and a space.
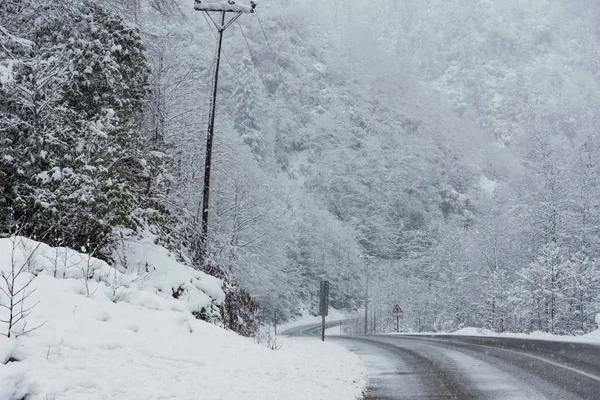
392, 304, 403, 333
319, 280, 330, 341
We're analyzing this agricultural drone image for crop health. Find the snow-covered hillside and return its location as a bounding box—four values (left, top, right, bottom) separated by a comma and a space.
3, 0, 600, 352
0, 236, 365, 399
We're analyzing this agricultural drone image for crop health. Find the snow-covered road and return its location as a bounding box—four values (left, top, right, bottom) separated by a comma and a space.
286, 323, 600, 399
341, 335, 600, 399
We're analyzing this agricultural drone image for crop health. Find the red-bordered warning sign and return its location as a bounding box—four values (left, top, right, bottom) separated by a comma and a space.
392, 304, 403, 314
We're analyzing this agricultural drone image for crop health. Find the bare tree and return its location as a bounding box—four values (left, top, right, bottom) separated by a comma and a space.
0, 235, 45, 338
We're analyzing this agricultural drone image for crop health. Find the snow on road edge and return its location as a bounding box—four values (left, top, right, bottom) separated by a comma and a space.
387, 326, 600, 344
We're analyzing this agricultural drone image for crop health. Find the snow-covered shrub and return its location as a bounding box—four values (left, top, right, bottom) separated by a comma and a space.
253, 328, 282, 351
220, 282, 259, 337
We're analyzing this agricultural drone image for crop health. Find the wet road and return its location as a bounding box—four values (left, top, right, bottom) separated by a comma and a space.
284, 324, 600, 399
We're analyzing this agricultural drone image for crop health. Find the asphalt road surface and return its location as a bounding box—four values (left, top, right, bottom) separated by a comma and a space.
284, 323, 600, 399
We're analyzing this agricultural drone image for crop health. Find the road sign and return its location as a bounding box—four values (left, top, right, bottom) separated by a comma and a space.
392, 304, 403, 333
392, 304, 403, 314
319, 281, 330, 316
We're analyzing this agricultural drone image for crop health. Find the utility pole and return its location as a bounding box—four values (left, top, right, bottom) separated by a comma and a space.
194, 0, 256, 261
365, 263, 369, 334
373, 311, 376, 334
319, 280, 330, 341
359, 254, 374, 335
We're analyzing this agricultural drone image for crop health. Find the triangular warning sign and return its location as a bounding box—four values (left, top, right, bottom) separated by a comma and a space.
392, 304, 403, 314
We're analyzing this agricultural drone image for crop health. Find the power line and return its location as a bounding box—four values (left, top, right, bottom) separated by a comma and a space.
201, 11, 243, 86
204, 39, 219, 120
254, 10, 286, 86
236, 20, 268, 89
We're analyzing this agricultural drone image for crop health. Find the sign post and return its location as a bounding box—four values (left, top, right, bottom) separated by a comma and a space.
392, 304, 403, 333
319, 280, 330, 341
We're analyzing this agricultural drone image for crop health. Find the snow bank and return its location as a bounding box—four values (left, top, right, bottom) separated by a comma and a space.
449, 326, 600, 343
451, 327, 496, 336
582, 329, 600, 340
0, 236, 365, 399
0, 234, 224, 319
389, 326, 600, 344
121, 234, 224, 318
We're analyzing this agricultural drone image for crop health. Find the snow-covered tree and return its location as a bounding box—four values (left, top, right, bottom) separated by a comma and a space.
515, 243, 567, 334
0, 0, 157, 255
231, 55, 265, 160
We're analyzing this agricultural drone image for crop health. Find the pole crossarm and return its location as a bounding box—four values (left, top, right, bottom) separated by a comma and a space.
194, 0, 256, 14
204, 11, 243, 32
222, 12, 243, 31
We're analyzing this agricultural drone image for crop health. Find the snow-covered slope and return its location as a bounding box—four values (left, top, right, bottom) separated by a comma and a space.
0, 236, 365, 399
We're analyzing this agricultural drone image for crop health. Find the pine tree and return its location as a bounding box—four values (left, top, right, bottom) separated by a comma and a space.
0, 0, 156, 255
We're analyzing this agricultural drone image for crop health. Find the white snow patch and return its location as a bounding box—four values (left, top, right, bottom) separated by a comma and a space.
582, 328, 600, 340
452, 327, 495, 336
479, 175, 498, 194
0, 61, 15, 85
194, 0, 255, 13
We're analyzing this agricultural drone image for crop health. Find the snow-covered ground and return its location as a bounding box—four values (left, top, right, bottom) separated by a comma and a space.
0, 236, 365, 400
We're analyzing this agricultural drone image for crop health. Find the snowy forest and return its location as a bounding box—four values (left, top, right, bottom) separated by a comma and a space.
2, 0, 600, 337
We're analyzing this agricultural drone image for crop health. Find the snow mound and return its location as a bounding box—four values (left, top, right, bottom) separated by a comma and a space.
451, 327, 495, 336
0, 236, 365, 399
390, 325, 600, 344
443, 326, 600, 343
122, 234, 224, 318
0, 234, 224, 319
582, 329, 600, 340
